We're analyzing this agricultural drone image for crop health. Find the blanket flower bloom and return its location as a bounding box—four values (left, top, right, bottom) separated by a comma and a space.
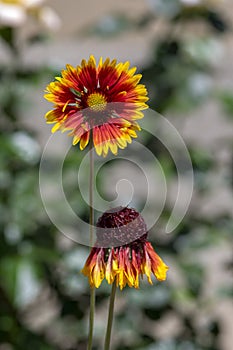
82, 207, 169, 289
44, 55, 148, 157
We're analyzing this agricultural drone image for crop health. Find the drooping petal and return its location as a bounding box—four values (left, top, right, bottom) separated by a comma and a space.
145, 242, 169, 281
80, 130, 90, 150
92, 249, 105, 288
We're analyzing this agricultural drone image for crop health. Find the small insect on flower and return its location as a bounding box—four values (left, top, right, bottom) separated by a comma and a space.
44, 55, 148, 157
82, 207, 169, 289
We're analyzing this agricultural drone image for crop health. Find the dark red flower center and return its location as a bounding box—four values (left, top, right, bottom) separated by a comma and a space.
96, 206, 148, 247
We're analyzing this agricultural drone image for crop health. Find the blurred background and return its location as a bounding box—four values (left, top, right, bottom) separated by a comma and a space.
0, 0, 232, 349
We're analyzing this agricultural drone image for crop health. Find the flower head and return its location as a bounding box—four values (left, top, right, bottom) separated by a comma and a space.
44, 55, 148, 157
82, 207, 169, 289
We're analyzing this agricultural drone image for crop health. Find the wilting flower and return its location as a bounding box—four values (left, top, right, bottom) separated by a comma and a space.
82, 207, 169, 289
0, 0, 60, 29
44, 55, 148, 157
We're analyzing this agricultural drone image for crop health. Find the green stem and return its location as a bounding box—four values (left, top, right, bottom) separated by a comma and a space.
87, 287, 95, 350
104, 281, 117, 350
87, 143, 95, 350
89, 141, 94, 247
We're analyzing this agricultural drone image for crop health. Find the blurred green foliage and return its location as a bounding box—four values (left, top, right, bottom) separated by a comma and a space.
0, 1, 232, 349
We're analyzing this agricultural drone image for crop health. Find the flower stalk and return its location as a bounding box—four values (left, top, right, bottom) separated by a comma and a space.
104, 281, 117, 350
87, 142, 95, 350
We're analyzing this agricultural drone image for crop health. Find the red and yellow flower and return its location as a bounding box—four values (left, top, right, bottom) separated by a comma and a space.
44, 55, 148, 157
82, 207, 169, 289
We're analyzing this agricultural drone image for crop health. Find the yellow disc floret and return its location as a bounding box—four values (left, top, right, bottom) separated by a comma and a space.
87, 93, 107, 112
